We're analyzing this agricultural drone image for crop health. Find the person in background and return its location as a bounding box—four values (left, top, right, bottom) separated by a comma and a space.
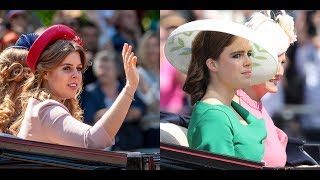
112, 10, 142, 80
233, 10, 297, 167
0, 33, 38, 134
81, 49, 145, 151
136, 30, 160, 148
295, 10, 320, 143
78, 19, 101, 87
160, 13, 191, 115
0, 10, 30, 51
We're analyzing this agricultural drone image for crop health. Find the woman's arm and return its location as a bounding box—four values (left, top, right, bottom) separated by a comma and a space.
38, 100, 112, 149
276, 126, 288, 149
96, 43, 139, 139
39, 43, 139, 149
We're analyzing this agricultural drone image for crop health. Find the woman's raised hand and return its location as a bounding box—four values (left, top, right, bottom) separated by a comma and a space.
122, 43, 139, 91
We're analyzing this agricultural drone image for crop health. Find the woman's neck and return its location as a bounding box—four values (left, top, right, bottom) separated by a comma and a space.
242, 86, 266, 102
51, 95, 65, 104
202, 84, 235, 106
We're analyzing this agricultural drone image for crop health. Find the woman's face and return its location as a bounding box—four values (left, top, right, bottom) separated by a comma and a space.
254, 53, 286, 93
43, 51, 83, 100
144, 36, 160, 65
95, 59, 118, 84
214, 36, 252, 89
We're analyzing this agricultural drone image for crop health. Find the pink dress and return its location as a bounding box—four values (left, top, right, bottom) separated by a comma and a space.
236, 89, 288, 167
17, 98, 113, 149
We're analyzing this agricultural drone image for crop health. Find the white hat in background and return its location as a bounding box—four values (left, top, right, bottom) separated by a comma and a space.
245, 10, 297, 56
164, 19, 278, 86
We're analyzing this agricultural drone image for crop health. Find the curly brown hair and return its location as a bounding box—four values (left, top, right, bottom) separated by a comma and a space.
183, 31, 236, 105
0, 47, 32, 134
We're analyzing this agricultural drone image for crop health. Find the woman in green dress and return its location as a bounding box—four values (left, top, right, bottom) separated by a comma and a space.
164, 19, 278, 163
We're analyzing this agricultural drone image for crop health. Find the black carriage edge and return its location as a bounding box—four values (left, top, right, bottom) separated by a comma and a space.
0, 132, 159, 170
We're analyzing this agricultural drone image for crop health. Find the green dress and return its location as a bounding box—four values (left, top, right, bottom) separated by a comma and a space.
187, 101, 267, 162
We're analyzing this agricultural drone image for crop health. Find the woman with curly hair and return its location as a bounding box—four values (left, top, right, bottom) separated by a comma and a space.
0, 33, 38, 134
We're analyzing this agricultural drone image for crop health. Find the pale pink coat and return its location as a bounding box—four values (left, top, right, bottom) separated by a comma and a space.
17, 98, 113, 149
236, 89, 288, 167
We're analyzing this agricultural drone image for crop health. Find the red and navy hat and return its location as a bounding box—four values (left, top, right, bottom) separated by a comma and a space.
26, 24, 83, 73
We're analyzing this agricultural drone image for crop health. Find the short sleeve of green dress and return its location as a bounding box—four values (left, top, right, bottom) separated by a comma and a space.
187, 101, 267, 162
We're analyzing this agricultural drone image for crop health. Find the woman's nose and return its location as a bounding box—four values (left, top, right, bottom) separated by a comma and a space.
71, 70, 81, 79
244, 55, 252, 67
276, 54, 286, 76
276, 64, 284, 77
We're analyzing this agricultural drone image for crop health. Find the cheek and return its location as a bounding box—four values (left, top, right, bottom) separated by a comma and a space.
279, 65, 285, 74
226, 63, 240, 73
255, 83, 267, 90
50, 73, 67, 86
264, 81, 275, 89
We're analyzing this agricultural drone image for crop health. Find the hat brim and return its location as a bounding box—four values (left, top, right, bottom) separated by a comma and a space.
164, 19, 278, 86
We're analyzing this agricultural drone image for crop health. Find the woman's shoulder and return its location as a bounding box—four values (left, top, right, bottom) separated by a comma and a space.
194, 101, 232, 113
28, 98, 69, 113
191, 101, 235, 123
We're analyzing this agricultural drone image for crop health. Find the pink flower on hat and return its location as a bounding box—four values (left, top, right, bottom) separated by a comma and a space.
73, 36, 83, 47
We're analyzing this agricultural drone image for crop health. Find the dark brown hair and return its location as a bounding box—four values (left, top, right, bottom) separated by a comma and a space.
183, 31, 235, 105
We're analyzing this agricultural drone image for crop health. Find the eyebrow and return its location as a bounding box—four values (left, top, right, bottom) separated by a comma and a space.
230, 51, 245, 55
229, 50, 252, 55
60, 63, 82, 67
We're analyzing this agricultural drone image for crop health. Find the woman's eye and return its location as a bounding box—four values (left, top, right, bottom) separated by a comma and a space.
233, 54, 241, 58
63, 67, 70, 71
248, 52, 252, 57
77, 67, 83, 72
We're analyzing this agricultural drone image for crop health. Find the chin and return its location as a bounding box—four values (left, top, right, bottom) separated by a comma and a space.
266, 87, 278, 93
265, 83, 279, 93
241, 79, 251, 85
239, 83, 251, 89
63, 94, 76, 100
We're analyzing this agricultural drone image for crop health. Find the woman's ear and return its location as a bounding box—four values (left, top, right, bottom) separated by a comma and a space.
206, 58, 218, 72
43, 72, 48, 80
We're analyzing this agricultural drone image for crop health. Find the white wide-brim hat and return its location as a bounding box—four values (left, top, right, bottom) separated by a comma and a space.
164, 19, 278, 86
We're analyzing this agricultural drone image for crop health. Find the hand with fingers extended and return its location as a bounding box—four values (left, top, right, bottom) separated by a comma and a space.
122, 43, 139, 91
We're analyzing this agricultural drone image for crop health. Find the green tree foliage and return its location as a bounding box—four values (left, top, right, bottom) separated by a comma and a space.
33, 10, 57, 26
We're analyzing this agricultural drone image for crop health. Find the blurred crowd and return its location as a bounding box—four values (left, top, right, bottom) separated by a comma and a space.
0, 10, 160, 152
160, 10, 320, 144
